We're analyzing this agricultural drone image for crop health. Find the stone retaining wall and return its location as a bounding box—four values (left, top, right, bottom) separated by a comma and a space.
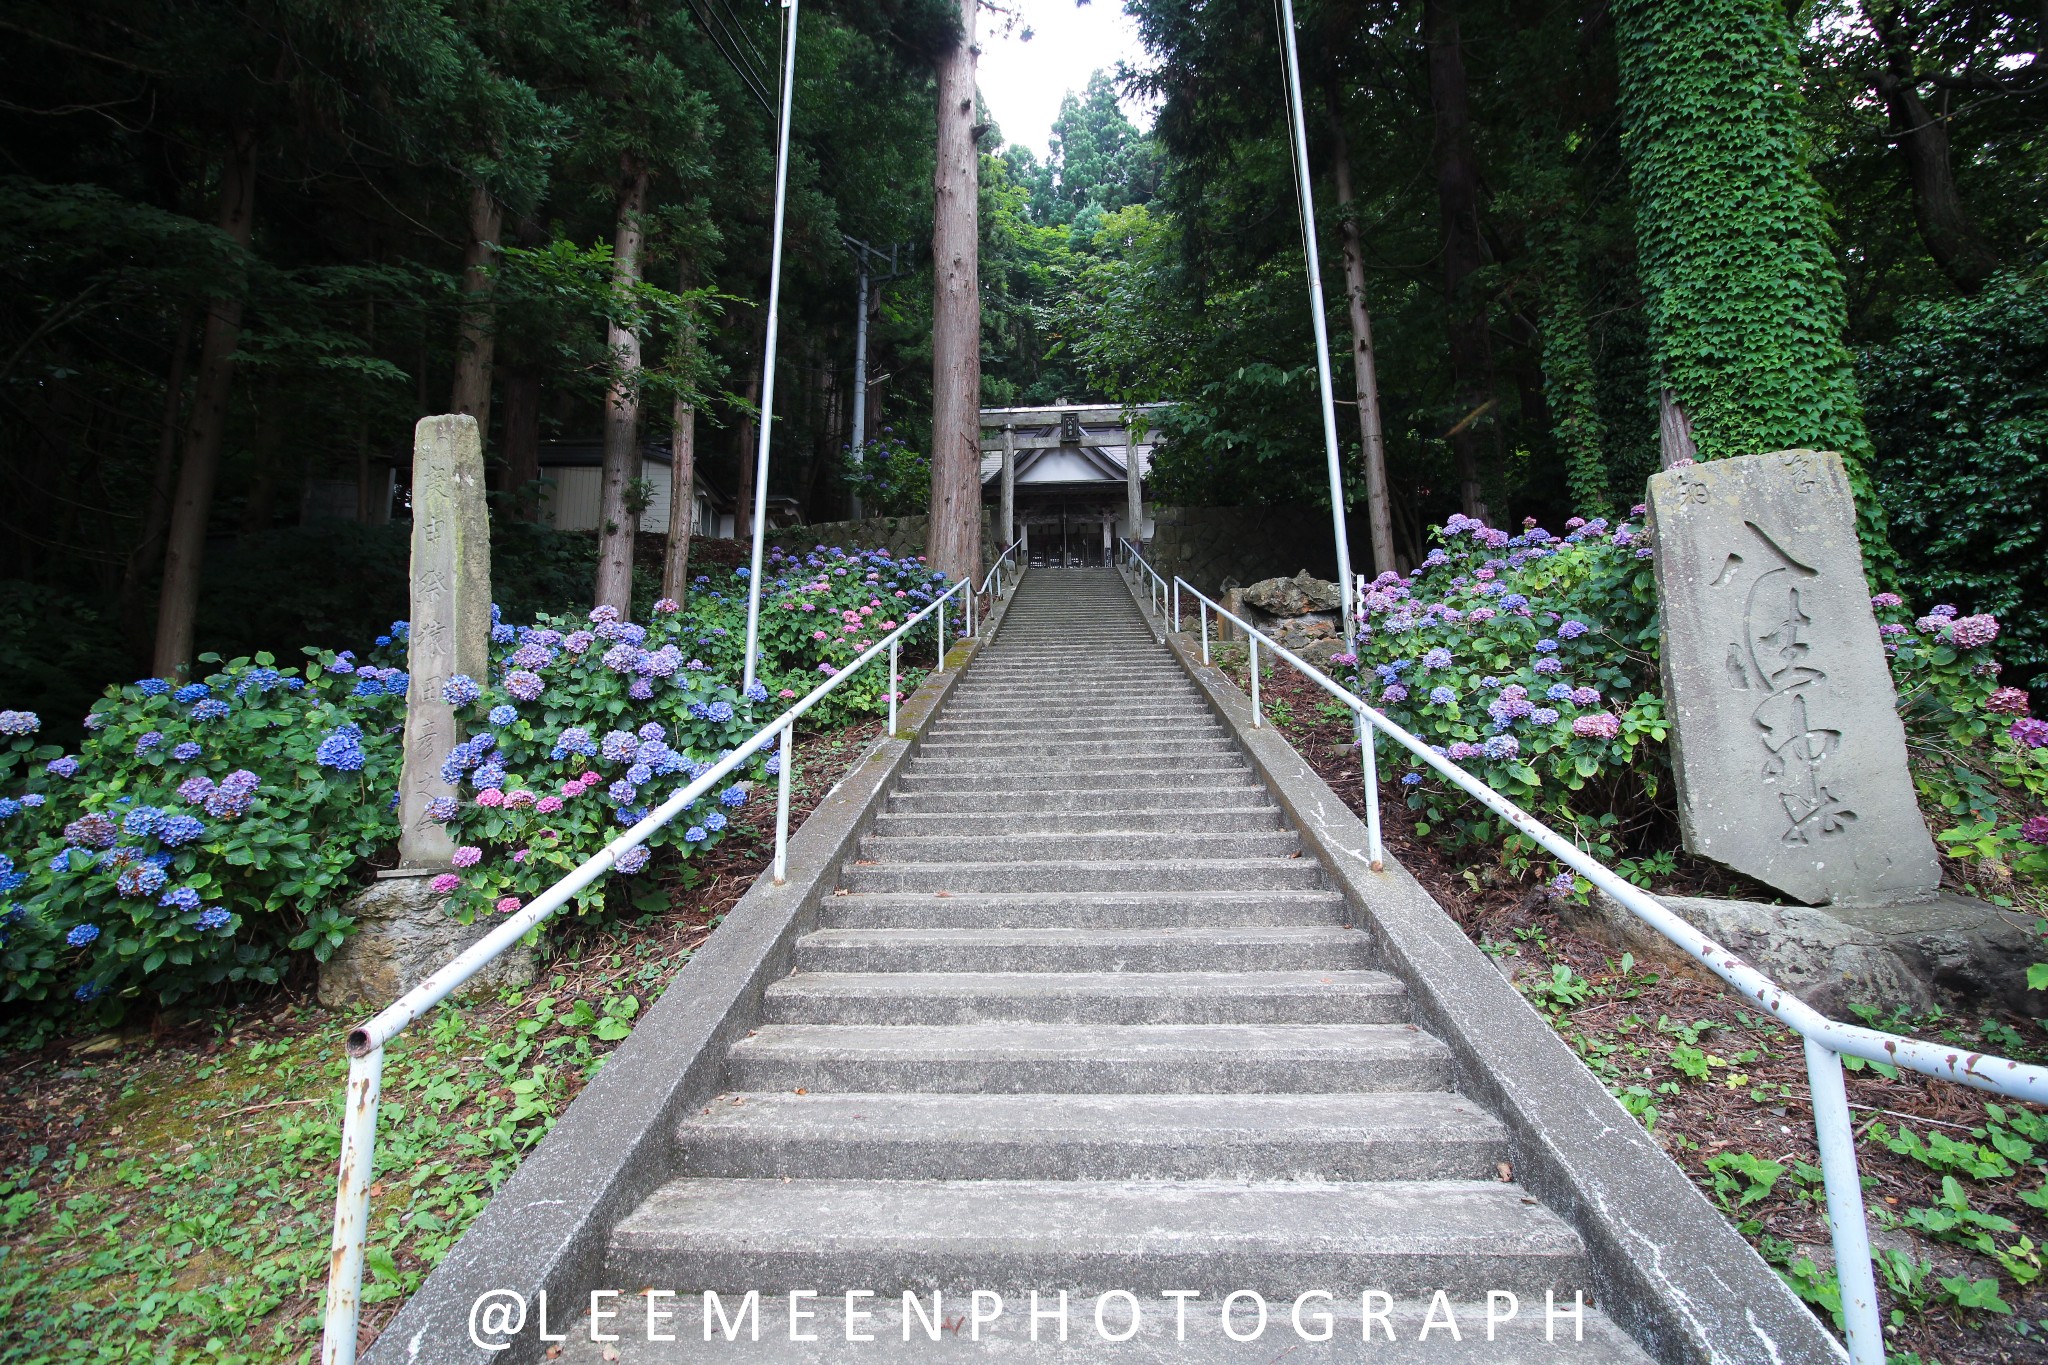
1146, 504, 1340, 598
765, 511, 996, 572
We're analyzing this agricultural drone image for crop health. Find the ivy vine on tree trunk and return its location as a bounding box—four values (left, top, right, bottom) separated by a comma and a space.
1610, 0, 1892, 561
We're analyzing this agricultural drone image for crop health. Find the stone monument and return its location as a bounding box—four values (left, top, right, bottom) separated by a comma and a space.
319, 415, 532, 1007
1648, 448, 1938, 907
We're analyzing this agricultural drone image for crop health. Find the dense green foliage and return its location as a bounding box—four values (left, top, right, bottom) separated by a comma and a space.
1611, 0, 1887, 550
0, 548, 944, 1029
1861, 269, 2048, 693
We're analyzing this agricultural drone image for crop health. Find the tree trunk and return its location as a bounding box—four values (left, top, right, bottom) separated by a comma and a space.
238, 384, 288, 532
450, 181, 503, 434
1424, 0, 1492, 522
500, 366, 542, 518
1658, 388, 1698, 467
926, 0, 983, 588
1325, 102, 1396, 578
593, 159, 649, 614
1861, 9, 2001, 293
120, 310, 193, 658
153, 131, 257, 678
663, 392, 697, 605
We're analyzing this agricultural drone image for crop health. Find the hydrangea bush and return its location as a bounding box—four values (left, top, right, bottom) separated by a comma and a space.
1342, 511, 2047, 893
0, 546, 953, 1023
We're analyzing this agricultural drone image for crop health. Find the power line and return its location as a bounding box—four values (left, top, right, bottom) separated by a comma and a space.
683, 0, 775, 116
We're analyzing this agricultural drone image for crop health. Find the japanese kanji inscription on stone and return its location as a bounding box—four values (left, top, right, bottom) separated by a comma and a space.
1648, 449, 1938, 906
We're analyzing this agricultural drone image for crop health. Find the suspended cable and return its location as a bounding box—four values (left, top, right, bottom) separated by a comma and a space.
682, 0, 776, 115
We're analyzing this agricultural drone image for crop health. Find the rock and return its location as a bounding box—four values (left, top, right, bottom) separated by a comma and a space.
1647, 449, 1939, 907
1564, 888, 2040, 1018
317, 873, 535, 1011
1241, 570, 1342, 618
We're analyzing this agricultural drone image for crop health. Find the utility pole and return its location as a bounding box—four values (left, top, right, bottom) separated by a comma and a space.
840, 235, 915, 516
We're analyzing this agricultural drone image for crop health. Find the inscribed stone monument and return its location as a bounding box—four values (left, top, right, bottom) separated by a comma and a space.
396, 414, 492, 868
318, 415, 522, 1009
1647, 449, 1938, 907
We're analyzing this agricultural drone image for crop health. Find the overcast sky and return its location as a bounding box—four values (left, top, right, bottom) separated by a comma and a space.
977, 1, 1154, 160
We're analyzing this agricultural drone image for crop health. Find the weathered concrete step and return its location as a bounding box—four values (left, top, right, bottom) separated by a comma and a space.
795, 926, 1373, 973
839, 857, 1322, 894
678, 1090, 1502, 1181
935, 707, 1214, 725
820, 889, 1347, 930
727, 1022, 1454, 1094
892, 768, 1257, 794
760, 969, 1406, 1025
607, 1178, 1587, 1298
915, 736, 1237, 760
929, 714, 1220, 735
871, 807, 1284, 837
886, 784, 1266, 814
905, 753, 1252, 777
856, 831, 1301, 864
553, 1297, 1651, 1362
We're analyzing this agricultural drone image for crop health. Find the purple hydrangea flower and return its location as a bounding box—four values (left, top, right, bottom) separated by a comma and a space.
47, 756, 79, 778
2021, 815, 2048, 846
1421, 647, 1454, 670
1557, 621, 1589, 640
2011, 718, 2048, 750
505, 670, 544, 701
608, 779, 638, 803
1534, 657, 1564, 675
601, 730, 638, 763
1570, 687, 1602, 707
64, 813, 118, 849
1428, 686, 1456, 706
135, 731, 164, 755
442, 675, 483, 706
615, 846, 651, 875
1573, 712, 1622, 740
1531, 707, 1560, 725
1382, 683, 1410, 703
1950, 615, 2000, 648
1482, 734, 1520, 761
451, 846, 483, 868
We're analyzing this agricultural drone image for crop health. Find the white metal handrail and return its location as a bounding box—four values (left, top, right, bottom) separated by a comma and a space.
978, 537, 1023, 602
1118, 542, 2048, 1365
320, 568, 1006, 1365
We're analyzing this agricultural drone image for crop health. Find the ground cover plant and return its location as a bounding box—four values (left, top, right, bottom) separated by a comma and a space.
1218, 589, 2048, 1364
0, 719, 882, 1365
0, 546, 951, 1041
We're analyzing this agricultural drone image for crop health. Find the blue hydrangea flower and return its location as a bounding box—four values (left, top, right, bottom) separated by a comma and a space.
425, 796, 460, 822
190, 699, 230, 722
122, 807, 163, 838
442, 675, 483, 706
49, 849, 77, 873
472, 763, 506, 790
171, 741, 202, 762
136, 678, 172, 697
174, 683, 211, 704
1531, 707, 1561, 725
75, 981, 102, 1002
1401, 772, 1423, 786
764, 753, 783, 777
1547, 683, 1575, 701
351, 677, 385, 698
684, 825, 708, 843
614, 846, 651, 875
1535, 639, 1559, 654
21, 794, 41, 808
1557, 620, 1590, 640
1499, 594, 1530, 611
316, 730, 367, 771
707, 701, 735, 724
687, 702, 710, 721
197, 907, 231, 931
135, 731, 164, 755
382, 672, 410, 696
0, 799, 17, 820
66, 923, 100, 947
160, 886, 201, 911
601, 730, 638, 763
627, 763, 654, 785
609, 779, 638, 803
489, 704, 518, 727
1428, 686, 1456, 706
720, 785, 747, 809
490, 623, 515, 645
1421, 647, 1453, 670
46, 755, 79, 778
704, 811, 729, 832
637, 722, 667, 743
744, 682, 769, 703
157, 814, 206, 847
1482, 734, 1520, 761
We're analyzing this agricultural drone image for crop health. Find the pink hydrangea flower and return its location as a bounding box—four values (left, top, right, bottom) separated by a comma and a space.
653, 598, 681, 614
1949, 614, 1999, 648
451, 846, 483, 868
429, 873, 460, 894
512, 848, 529, 863
1572, 712, 1622, 740
813, 630, 828, 640
475, 789, 505, 808
580, 771, 601, 786
1987, 687, 2031, 717
1871, 592, 1903, 609
495, 896, 521, 915
505, 789, 536, 810
559, 782, 582, 800
779, 689, 797, 699
537, 795, 564, 814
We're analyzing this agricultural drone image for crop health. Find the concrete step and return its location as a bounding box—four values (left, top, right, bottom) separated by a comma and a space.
891, 768, 1256, 794
914, 736, 1237, 760
928, 716, 1222, 737
607, 1178, 1588, 1298
794, 926, 1374, 973
859, 831, 1300, 864
934, 707, 1215, 726
871, 807, 1285, 837
905, 753, 1252, 777
553, 1295, 1651, 1362
677, 1090, 1504, 1182
838, 857, 1323, 894
886, 785, 1266, 814
759, 969, 1406, 1025
820, 890, 1348, 930
726, 1022, 1455, 1094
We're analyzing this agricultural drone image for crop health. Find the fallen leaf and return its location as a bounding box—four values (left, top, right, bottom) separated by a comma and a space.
1497, 1161, 1513, 1183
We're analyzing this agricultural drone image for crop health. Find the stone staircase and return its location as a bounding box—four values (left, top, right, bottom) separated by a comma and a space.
575, 569, 1655, 1357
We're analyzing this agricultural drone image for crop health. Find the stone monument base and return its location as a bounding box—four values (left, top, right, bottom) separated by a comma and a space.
317, 872, 536, 1011
1561, 890, 2041, 1019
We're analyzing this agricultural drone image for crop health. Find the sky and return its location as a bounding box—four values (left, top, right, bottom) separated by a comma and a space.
977, 1, 1154, 160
